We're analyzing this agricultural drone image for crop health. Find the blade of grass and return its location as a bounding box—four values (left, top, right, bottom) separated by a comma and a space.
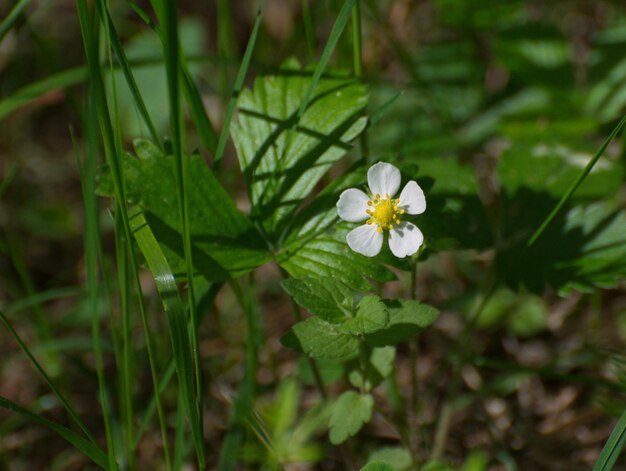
96, 1, 172, 465
0, 0, 29, 42
124, 0, 219, 156
0, 66, 87, 120
526, 112, 626, 248
114, 211, 136, 468
134, 359, 176, 450
128, 208, 203, 466
0, 396, 109, 469
217, 0, 236, 101
351, 0, 362, 78
0, 309, 98, 445
296, 0, 356, 120
96, 2, 160, 145
218, 278, 262, 471
213, 1, 264, 171
593, 408, 626, 471
157, 0, 205, 465
2, 287, 81, 316
78, 1, 174, 467
300, 0, 315, 60
181, 59, 219, 155
76, 3, 119, 468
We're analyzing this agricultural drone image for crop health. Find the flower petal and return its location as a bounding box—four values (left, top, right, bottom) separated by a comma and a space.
399, 180, 426, 215
337, 188, 370, 222
346, 224, 383, 257
388, 222, 424, 258
367, 162, 401, 197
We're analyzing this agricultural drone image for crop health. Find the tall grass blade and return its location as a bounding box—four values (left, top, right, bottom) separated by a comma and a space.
0, 67, 86, 120
218, 279, 261, 471
2, 287, 81, 316
124, 0, 219, 155
526, 112, 626, 247
213, 1, 264, 171
296, 0, 356, 120
0, 309, 97, 445
157, 0, 205, 465
181, 58, 219, 156
129, 208, 203, 466
0, 396, 109, 469
593, 408, 626, 471
0, 0, 29, 42
76, 2, 119, 468
97, 3, 160, 145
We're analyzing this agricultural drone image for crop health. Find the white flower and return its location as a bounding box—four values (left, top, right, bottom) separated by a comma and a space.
336, 162, 426, 258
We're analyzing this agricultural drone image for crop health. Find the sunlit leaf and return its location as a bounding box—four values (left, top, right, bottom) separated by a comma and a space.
231, 58, 368, 237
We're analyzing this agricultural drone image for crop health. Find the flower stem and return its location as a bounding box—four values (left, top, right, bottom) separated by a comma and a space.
408, 256, 421, 463
430, 278, 498, 461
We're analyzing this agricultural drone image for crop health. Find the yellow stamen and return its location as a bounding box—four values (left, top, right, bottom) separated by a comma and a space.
365, 194, 404, 232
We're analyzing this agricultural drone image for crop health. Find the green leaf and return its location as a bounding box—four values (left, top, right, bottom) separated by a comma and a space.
281, 317, 359, 360
367, 447, 412, 471
339, 295, 388, 335
0, 396, 109, 469
99, 139, 270, 281
349, 346, 396, 390
328, 391, 374, 444
276, 168, 394, 290
365, 300, 439, 347
360, 463, 397, 471
279, 223, 394, 291
281, 277, 353, 323
231, 58, 368, 236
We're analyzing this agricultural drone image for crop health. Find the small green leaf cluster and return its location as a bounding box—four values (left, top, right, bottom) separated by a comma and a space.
280, 276, 439, 445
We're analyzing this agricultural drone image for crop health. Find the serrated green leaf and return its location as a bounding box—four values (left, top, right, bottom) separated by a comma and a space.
231, 59, 368, 236
349, 346, 396, 391
360, 463, 397, 471
328, 391, 373, 444
281, 277, 353, 323
340, 295, 388, 335
365, 300, 439, 347
99, 140, 270, 281
281, 317, 359, 360
279, 223, 394, 291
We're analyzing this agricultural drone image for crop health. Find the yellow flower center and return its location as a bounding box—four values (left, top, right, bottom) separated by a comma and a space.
366, 194, 405, 232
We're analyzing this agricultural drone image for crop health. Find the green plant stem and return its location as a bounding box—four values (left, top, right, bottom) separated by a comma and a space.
359, 335, 368, 395
430, 279, 498, 461
408, 257, 421, 463
115, 213, 136, 469
286, 290, 328, 399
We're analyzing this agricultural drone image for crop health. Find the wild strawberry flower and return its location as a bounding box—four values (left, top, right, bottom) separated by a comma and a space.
337, 162, 426, 258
